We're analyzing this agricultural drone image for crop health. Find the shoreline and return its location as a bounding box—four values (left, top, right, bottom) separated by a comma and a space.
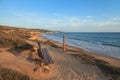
0, 27, 120, 80
33, 33, 120, 68
42, 33, 120, 59
1, 25, 120, 80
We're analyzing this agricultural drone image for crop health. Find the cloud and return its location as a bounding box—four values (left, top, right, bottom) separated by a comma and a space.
0, 11, 120, 32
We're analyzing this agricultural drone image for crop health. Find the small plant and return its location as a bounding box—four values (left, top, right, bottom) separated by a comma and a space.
13, 39, 33, 50
45, 40, 62, 48
95, 59, 120, 80
70, 53, 120, 80
71, 53, 95, 64
0, 65, 29, 80
0, 38, 15, 47
15, 43, 33, 50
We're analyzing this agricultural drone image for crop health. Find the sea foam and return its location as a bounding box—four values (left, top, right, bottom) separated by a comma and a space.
42, 33, 120, 59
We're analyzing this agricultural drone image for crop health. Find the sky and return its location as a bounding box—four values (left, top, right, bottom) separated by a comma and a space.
0, 0, 120, 32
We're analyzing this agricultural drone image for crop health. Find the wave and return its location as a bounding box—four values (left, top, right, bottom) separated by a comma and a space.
102, 43, 120, 48
69, 38, 103, 45
68, 37, 120, 48
42, 34, 120, 59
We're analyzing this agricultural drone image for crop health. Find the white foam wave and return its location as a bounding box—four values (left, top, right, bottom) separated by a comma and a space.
42, 34, 120, 59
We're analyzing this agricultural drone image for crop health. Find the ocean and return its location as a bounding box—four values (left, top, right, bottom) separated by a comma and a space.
42, 32, 120, 59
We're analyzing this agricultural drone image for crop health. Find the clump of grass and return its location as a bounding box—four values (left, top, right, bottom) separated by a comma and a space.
0, 25, 32, 48
0, 37, 33, 51
71, 53, 96, 64
0, 65, 29, 80
95, 59, 120, 80
14, 43, 33, 50
14, 39, 33, 50
0, 38, 15, 47
44, 40, 62, 48
0, 26, 11, 31
71, 53, 120, 80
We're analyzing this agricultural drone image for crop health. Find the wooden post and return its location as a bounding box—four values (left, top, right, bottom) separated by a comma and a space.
63, 35, 66, 52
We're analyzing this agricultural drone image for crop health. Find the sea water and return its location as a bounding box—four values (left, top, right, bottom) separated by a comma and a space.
42, 32, 120, 59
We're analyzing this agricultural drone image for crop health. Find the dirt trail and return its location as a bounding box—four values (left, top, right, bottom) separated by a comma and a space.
37, 44, 108, 80
0, 42, 108, 80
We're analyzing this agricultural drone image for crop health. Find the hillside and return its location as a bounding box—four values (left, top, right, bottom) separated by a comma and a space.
0, 25, 52, 80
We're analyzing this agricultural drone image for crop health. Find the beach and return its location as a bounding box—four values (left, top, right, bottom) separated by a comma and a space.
39, 33, 120, 67
42, 33, 120, 59
1, 0, 120, 79
28, 33, 120, 80
0, 29, 120, 80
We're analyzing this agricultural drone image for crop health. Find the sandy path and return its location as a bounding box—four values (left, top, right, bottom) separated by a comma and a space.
0, 41, 109, 80
36, 35, 120, 68
26, 40, 109, 80
37, 44, 108, 80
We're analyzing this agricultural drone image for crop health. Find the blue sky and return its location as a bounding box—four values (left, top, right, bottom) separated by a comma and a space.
0, 0, 120, 32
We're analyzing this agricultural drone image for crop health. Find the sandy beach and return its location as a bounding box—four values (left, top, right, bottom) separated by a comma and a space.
0, 31, 120, 80
38, 34, 120, 67
1, 0, 120, 79
30, 33, 120, 80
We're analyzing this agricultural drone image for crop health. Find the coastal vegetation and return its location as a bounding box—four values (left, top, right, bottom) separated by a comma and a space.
0, 26, 35, 80
0, 25, 29, 47
0, 65, 29, 80
0, 25, 120, 80
44, 39, 120, 79
70, 53, 120, 80
0, 25, 52, 80
43, 39, 120, 80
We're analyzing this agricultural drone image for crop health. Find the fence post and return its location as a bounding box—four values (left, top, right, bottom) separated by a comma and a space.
63, 35, 66, 52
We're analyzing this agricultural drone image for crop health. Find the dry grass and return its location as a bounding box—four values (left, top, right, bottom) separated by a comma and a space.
14, 40, 33, 50
0, 25, 34, 50
70, 53, 120, 80
0, 65, 29, 80
44, 40, 62, 48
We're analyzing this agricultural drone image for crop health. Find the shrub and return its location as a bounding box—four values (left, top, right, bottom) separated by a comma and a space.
95, 59, 120, 80
45, 40, 62, 48
15, 43, 33, 50
0, 38, 14, 47
70, 53, 120, 80
0, 65, 29, 80
71, 53, 95, 64
13, 39, 33, 50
